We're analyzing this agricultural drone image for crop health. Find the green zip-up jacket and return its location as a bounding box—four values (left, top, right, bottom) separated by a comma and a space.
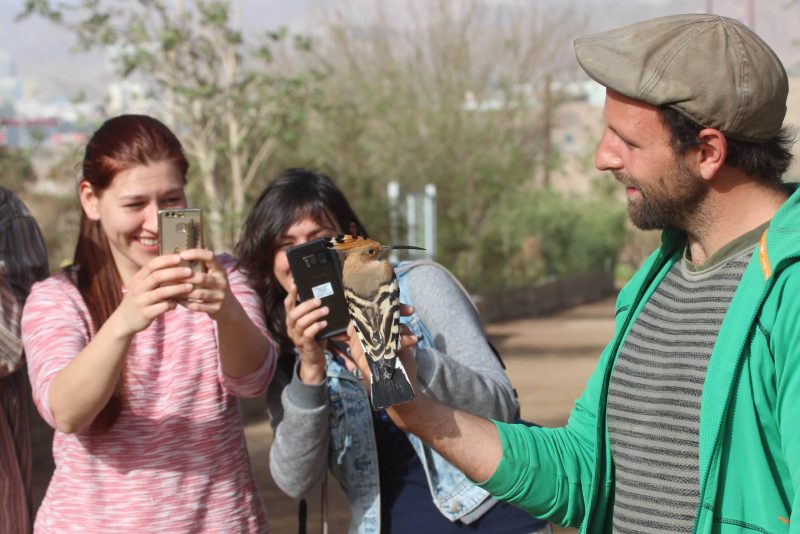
480, 187, 800, 533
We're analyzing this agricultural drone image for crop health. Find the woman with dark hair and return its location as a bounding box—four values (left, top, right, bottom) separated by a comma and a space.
21, 114, 276, 532
237, 168, 550, 533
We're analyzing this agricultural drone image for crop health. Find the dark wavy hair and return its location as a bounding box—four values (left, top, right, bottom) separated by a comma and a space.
235, 168, 367, 360
658, 106, 795, 186
74, 114, 188, 431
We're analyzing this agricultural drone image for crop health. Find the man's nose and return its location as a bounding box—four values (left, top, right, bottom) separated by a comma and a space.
594, 130, 623, 171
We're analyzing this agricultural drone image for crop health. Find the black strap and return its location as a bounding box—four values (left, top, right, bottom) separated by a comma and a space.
487, 340, 506, 370
298, 498, 307, 534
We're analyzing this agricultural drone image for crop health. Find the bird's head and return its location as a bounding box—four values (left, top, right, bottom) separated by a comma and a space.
325, 234, 424, 263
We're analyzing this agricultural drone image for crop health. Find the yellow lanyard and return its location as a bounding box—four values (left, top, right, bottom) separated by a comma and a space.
759, 230, 771, 279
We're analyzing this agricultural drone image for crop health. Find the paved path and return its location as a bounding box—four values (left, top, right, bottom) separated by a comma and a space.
30, 295, 617, 533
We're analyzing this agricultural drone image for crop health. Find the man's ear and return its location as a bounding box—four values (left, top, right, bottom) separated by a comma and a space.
695, 128, 727, 181
78, 180, 101, 221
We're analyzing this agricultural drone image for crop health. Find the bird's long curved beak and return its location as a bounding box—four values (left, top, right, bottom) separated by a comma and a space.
381, 245, 426, 251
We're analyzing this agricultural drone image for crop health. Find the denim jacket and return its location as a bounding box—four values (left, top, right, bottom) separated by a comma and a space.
268, 261, 522, 533
325, 262, 495, 533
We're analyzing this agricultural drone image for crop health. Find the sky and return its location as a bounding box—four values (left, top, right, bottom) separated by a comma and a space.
0, 0, 320, 99
1, 0, 798, 102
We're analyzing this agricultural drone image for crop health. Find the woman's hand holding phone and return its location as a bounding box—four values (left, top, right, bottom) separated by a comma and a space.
111, 254, 194, 337
175, 248, 236, 321
284, 283, 328, 384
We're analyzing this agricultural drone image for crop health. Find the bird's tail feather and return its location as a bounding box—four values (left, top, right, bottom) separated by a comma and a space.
369, 359, 414, 410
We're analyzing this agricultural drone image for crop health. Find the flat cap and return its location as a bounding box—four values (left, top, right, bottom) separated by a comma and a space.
574, 14, 788, 142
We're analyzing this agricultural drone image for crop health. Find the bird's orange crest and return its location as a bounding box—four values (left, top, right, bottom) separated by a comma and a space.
326, 234, 382, 251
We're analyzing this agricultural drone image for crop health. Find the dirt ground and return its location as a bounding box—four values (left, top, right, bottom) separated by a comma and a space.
29, 295, 616, 533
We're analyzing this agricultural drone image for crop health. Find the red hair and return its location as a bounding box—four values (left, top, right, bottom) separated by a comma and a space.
74, 114, 188, 431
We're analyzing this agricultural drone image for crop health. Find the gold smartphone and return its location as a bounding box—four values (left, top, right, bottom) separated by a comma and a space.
157, 208, 206, 273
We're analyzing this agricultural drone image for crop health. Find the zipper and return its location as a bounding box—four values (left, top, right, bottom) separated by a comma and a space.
691, 255, 797, 532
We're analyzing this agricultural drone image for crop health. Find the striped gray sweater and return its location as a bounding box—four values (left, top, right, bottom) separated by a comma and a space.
607, 230, 762, 533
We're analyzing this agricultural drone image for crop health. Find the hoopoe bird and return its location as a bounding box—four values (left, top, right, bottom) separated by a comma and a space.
326, 234, 424, 409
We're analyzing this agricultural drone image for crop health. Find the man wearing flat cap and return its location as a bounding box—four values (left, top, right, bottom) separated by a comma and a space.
347, 13, 799, 534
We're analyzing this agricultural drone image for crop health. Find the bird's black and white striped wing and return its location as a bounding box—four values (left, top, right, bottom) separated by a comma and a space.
344, 274, 401, 372
345, 274, 413, 409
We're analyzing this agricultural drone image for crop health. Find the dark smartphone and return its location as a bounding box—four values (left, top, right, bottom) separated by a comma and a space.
158, 208, 206, 273
287, 238, 350, 339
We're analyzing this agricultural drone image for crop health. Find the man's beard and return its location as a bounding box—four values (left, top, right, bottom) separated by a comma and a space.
614, 160, 709, 231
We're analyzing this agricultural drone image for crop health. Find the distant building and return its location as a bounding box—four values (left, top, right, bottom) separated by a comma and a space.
0, 47, 102, 150
106, 80, 161, 116
0, 49, 22, 111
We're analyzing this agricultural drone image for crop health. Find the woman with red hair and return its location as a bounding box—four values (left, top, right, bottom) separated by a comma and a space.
21, 114, 276, 532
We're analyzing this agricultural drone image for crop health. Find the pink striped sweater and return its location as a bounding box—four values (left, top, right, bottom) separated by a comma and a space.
21, 254, 276, 533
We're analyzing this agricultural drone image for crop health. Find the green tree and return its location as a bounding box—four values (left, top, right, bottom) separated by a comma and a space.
283, 0, 589, 288
20, 0, 317, 250
0, 146, 37, 192
481, 175, 627, 289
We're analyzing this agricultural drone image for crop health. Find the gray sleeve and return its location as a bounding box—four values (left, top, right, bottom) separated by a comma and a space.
266, 360, 330, 498
0, 189, 48, 377
404, 263, 519, 422
0, 188, 49, 303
